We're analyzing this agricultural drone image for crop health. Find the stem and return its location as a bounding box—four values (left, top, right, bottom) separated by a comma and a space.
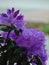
5, 27, 11, 44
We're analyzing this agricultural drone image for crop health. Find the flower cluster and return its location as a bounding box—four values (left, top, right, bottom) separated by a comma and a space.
0, 8, 26, 30
0, 8, 47, 65
14, 28, 47, 65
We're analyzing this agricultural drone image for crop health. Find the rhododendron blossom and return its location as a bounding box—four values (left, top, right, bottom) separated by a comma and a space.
0, 8, 47, 65
0, 8, 26, 30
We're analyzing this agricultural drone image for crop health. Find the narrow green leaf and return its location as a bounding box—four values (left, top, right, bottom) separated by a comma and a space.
0, 37, 4, 43
14, 47, 26, 55
35, 55, 42, 65
0, 26, 11, 32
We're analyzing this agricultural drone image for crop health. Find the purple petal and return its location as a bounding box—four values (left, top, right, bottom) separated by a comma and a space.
17, 15, 23, 20
13, 10, 19, 18
2, 32, 8, 39
0, 19, 3, 24
12, 7, 14, 12
0, 15, 3, 24
7, 9, 11, 14
2, 13, 8, 17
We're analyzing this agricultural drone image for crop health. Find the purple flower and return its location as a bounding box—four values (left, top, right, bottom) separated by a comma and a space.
15, 28, 47, 65
0, 8, 47, 65
16, 28, 45, 48
1, 24, 47, 65
0, 8, 26, 30
2, 30, 17, 40
2, 31, 8, 39
9, 30, 17, 40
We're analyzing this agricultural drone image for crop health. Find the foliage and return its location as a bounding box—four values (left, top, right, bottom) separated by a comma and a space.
42, 25, 49, 35
0, 25, 42, 65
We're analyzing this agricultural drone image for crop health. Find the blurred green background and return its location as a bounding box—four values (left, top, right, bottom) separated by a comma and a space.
26, 22, 49, 35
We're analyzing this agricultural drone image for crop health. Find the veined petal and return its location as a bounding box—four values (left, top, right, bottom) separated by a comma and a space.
2, 13, 8, 17
13, 10, 19, 18
7, 9, 11, 14
17, 15, 24, 20
12, 7, 14, 13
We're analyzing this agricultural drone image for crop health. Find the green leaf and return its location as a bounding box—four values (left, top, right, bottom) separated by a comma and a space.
6, 48, 13, 60
0, 26, 11, 32
12, 41, 17, 46
11, 25, 16, 31
21, 61, 30, 65
14, 47, 26, 55
11, 25, 22, 36
0, 50, 7, 65
0, 45, 7, 51
35, 55, 42, 65
0, 37, 4, 43
6, 38, 15, 47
